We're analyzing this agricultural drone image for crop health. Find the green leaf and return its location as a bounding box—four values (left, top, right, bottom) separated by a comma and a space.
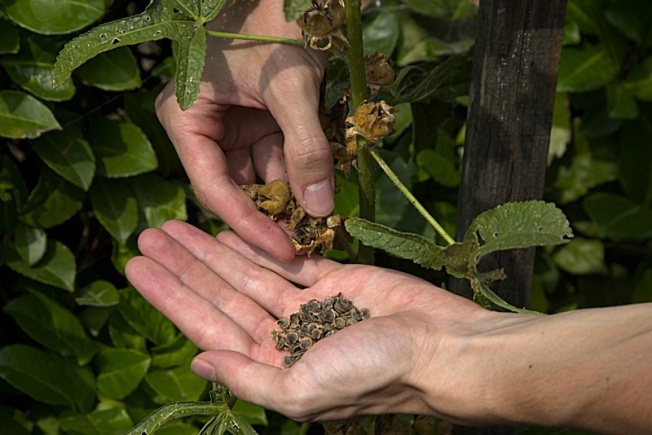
0, 33, 75, 101
4, 0, 104, 35
14, 224, 46, 266
363, 12, 400, 56
548, 93, 571, 163
6, 239, 76, 292
283, 0, 312, 21
557, 45, 619, 92
59, 408, 133, 435
118, 288, 177, 346
88, 119, 157, 178
0, 406, 33, 434
0, 90, 61, 139
19, 167, 85, 228
232, 400, 268, 427
465, 201, 574, 264
3, 292, 98, 364
151, 334, 198, 369
553, 237, 607, 275
619, 116, 652, 206
174, 24, 206, 110
605, 82, 638, 119
145, 365, 208, 403
129, 174, 187, 229
0, 22, 20, 54
0, 345, 95, 413
76, 280, 120, 307
624, 56, 652, 101
76, 47, 142, 91
0, 155, 29, 234
90, 177, 138, 244
554, 153, 618, 205
416, 149, 460, 187
375, 153, 410, 227
345, 217, 450, 272
583, 193, 652, 241
30, 128, 96, 191
111, 236, 139, 275
108, 311, 147, 352
96, 348, 150, 399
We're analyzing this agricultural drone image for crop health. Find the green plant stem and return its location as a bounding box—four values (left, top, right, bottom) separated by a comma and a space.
299, 422, 312, 435
205, 29, 304, 46
369, 148, 456, 245
345, 0, 375, 265
126, 401, 224, 435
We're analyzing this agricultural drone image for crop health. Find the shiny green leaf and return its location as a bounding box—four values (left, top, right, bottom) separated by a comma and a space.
30, 128, 96, 191
118, 288, 177, 346
0, 90, 61, 139
583, 193, 652, 241
0, 33, 75, 101
19, 168, 85, 228
145, 365, 208, 403
232, 400, 268, 426
174, 24, 206, 110
4, 0, 104, 35
0, 345, 95, 413
14, 224, 46, 266
76, 280, 120, 307
557, 45, 619, 92
553, 237, 607, 275
363, 12, 400, 56
3, 292, 98, 364
88, 119, 157, 178
129, 173, 187, 229
417, 149, 460, 187
60, 408, 133, 435
151, 334, 198, 369
76, 47, 141, 91
90, 177, 138, 244
108, 310, 147, 352
554, 151, 618, 205
6, 239, 76, 292
96, 348, 150, 399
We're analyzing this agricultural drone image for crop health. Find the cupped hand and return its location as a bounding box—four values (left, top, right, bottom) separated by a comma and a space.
125, 220, 507, 424
155, 2, 333, 261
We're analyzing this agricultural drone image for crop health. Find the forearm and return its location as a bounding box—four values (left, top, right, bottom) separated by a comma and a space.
483, 304, 652, 432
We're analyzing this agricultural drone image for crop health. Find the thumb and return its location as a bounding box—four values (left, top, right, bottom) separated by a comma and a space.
268, 74, 335, 218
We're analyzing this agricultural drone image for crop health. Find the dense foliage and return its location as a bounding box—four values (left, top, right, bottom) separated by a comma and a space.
0, 0, 651, 433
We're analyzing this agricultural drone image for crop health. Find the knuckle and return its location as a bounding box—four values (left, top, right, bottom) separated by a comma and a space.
289, 137, 333, 173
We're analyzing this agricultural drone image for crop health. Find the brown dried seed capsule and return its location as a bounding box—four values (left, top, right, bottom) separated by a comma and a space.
277, 317, 290, 329
283, 354, 300, 367
333, 317, 347, 330
298, 336, 313, 350
286, 331, 299, 345
334, 297, 352, 313
304, 299, 322, 313
310, 327, 324, 340
319, 309, 335, 323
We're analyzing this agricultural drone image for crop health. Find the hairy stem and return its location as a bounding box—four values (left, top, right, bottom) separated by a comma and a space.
126, 401, 224, 435
205, 29, 303, 46
369, 148, 455, 245
345, 0, 375, 265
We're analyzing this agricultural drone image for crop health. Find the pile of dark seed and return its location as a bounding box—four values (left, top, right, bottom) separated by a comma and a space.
272, 293, 370, 367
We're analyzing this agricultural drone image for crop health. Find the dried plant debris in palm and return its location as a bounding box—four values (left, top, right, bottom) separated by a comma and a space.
296, 0, 349, 51
273, 293, 370, 367
241, 180, 346, 255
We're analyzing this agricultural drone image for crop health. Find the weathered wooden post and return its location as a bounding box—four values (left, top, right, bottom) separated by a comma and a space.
452, 0, 567, 430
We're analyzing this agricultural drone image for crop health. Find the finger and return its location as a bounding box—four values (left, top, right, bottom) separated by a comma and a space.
252, 132, 287, 183
265, 64, 335, 218
160, 221, 301, 317
216, 230, 340, 289
125, 255, 256, 353
137, 225, 277, 342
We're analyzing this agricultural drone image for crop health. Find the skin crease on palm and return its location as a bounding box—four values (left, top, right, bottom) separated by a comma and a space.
143, 1, 652, 433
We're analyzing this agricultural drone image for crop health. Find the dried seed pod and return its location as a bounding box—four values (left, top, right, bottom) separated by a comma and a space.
334, 296, 352, 314
286, 331, 299, 345
298, 336, 313, 350
365, 52, 399, 98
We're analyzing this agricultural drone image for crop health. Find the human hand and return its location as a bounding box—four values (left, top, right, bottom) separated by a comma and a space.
125, 220, 511, 425
155, 2, 333, 261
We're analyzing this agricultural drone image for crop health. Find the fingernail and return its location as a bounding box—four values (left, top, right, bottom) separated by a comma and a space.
304, 179, 334, 217
191, 358, 216, 381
